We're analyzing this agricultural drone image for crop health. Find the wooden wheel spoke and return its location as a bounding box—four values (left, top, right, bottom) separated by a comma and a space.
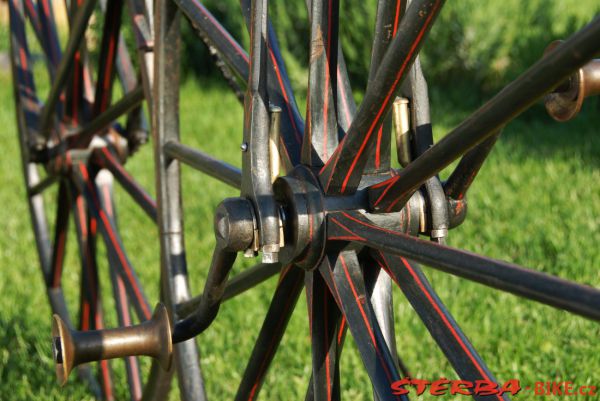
95, 156, 144, 399
234, 266, 304, 401
9, 0, 41, 136
318, 251, 406, 401
304, 0, 357, 133
373, 251, 510, 401
62, 0, 89, 124
109, 263, 144, 401
163, 141, 242, 190
327, 210, 600, 321
178, 0, 304, 168
319, 0, 445, 194
71, 187, 100, 331
363, 256, 403, 378
93, 0, 125, 117
95, 169, 152, 321
243, 0, 306, 168
443, 131, 501, 201
302, 0, 340, 166
39, 0, 97, 140
36, 0, 62, 78
72, 163, 152, 321
69, 86, 145, 148
21, 0, 45, 62
48, 181, 71, 288
71, 186, 117, 400
305, 270, 342, 401
317, 251, 405, 400
367, 19, 600, 213
364, 0, 406, 173
92, 147, 157, 222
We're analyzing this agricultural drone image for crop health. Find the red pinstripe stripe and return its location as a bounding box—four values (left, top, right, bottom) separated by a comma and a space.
72, 51, 81, 123
335, 255, 399, 398
374, 176, 401, 205
116, 274, 143, 398
322, 0, 334, 159
323, 284, 332, 400
377, 252, 503, 401
51, 229, 66, 287
79, 165, 151, 320
336, 68, 352, 128
328, 235, 364, 241
268, 49, 302, 144
375, 125, 383, 168
100, 359, 114, 400
101, 32, 117, 111
81, 301, 90, 330
337, 317, 345, 344
101, 148, 156, 209
329, 216, 366, 241
324, 0, 441, 193
393, 0, 402, 37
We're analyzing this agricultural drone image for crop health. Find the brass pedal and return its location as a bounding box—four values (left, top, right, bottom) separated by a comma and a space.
545, 40, 600, 121
52, 303, 172, 385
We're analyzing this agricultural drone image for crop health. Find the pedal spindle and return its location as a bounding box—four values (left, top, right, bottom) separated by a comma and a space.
544, 40, 600, 121
52, 303, 173, 385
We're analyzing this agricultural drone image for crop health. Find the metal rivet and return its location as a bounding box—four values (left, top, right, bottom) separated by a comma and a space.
240, 142, 248, 152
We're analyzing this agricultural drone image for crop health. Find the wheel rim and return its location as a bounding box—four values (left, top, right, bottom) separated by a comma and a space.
8, 1, 200, 399
159, 1, 600, 400
9, 0, 600, 400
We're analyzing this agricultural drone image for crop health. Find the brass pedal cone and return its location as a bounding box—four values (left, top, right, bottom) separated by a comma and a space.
544, 40, 600, 121
52, 303, 173, 385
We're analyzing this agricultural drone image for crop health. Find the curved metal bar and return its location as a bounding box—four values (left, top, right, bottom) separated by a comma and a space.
171, 245, 238, 343
176, 262, 282, 318
327, 211, 600, 321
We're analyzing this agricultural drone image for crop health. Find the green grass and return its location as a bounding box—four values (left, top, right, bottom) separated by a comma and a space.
1, 58, 599, 400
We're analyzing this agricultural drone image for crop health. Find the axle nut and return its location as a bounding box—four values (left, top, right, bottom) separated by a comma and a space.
214, 198, 256, 252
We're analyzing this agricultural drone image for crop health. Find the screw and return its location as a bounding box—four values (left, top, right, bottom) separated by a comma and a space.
261, 244, 280, 264
240, 142, 248, 152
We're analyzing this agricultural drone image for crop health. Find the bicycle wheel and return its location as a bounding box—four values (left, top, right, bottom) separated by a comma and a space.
21, 0, 600, 400
150, 1, 600, 400
8, 1, 204, 399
